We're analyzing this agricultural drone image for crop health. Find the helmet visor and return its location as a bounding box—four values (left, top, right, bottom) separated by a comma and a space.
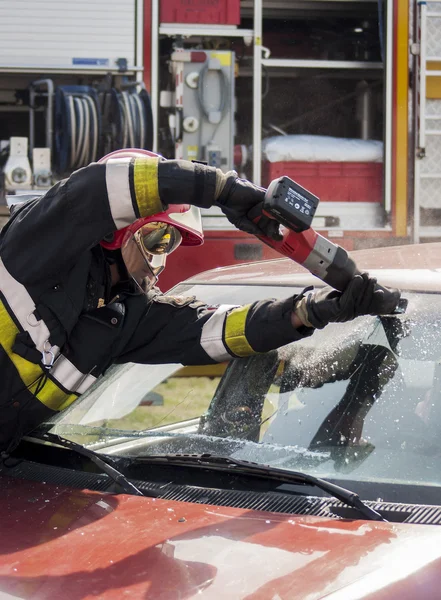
121, 222, 182, 290
136, 222, 182, 256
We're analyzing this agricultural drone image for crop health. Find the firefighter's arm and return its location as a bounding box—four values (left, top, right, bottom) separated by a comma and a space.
1, 158, 167, 283
1, 155, 278, 283
114, 277, 398, 366
159, 159, 281, 240
113, 292, 314, 367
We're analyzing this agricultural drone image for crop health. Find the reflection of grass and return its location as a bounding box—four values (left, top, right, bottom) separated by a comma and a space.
260, 384, 280, 440
104, 376, 221, 431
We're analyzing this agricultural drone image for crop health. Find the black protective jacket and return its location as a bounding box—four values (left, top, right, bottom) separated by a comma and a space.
0, 156, 312, 451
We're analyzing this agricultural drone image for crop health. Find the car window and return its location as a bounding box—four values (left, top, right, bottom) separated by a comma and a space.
47, 287, 441, 497
70, 362, 226, 431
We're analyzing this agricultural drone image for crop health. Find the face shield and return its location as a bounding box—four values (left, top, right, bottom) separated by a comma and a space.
121, 221, 182, 291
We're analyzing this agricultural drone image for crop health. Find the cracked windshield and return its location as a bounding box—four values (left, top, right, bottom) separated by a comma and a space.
49, 284, 441, 488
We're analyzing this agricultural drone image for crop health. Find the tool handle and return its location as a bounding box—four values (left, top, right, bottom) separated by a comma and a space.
321, 245, 358, 291
323, 245, 406, 312
249, 206, 404, 313
248, 203, 273, 223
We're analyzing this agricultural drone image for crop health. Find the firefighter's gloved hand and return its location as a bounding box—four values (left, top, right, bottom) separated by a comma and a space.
215, 171, 283, 241
295, 273, 401, 330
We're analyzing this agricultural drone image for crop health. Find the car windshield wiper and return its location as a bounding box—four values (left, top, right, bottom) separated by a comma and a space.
26, 431, 144, 497
134, 453, 386, 522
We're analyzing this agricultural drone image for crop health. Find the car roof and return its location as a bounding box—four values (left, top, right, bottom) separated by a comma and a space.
184, 242, 441, 292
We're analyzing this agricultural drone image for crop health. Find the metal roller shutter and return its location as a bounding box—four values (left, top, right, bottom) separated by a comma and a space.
0, 0, 138, 70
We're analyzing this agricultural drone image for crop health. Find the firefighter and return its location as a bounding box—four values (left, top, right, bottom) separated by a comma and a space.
0, 149, 400, 453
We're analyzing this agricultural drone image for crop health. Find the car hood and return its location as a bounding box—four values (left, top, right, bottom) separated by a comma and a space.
1, 475, 441, 600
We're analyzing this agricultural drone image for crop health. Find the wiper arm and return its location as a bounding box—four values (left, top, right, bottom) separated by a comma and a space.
136, 453, 385, 522
28, 432, 144, 497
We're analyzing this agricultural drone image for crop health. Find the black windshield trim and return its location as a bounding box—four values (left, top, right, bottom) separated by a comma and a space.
131, 453, 386, 521
26, 432, 145, 496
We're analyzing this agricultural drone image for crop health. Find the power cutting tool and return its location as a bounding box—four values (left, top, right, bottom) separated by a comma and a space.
250, 176, 407, 313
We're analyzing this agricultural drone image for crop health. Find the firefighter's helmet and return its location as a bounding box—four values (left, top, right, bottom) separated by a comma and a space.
98, 148, 203, 289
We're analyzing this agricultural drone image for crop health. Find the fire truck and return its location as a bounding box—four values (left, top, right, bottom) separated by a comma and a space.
0, 0, 438, 290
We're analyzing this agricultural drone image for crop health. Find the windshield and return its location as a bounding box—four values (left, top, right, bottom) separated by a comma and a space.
43, 284, 441, 501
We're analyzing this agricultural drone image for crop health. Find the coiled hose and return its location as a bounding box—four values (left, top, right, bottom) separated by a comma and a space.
102, 88, 153, 154
54, 86, 102, 175
55, 86, 153, 175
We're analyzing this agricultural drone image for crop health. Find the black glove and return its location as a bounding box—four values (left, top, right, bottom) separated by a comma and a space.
300, 273, 401, 329
215, 172, 282, 241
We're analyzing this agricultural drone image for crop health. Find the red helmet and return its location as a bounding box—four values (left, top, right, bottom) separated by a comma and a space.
98, 148, 203, 290
99, 148, 204, 250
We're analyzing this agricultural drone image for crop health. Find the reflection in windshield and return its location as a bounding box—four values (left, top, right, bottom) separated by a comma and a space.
48, 292, 441, 491
200, 316, 407, 470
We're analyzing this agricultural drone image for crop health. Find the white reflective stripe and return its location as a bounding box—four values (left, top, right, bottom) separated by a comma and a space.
0, 258, 96, 395
200, 305, 238, 362
51, 355, 96, 394
0, 258, 50, 353
105, 158, 136, 229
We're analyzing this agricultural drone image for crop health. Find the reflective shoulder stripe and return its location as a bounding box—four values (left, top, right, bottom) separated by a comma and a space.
200, 305, 238, 362
0, 258, 51, 354
105, 157, 136, 229
224, 305, 256, 358
134, 157, 163, 217
0, 259, 97, 406
0, 302, 78, 411
105, 157, 163, 229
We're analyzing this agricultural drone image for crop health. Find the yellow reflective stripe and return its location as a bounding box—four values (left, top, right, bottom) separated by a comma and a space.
0, 303, 38, 387
56, 393, 79, 412
224, 305, 256, 358
0, 302, 77, 411
37, 379, 78, 412
134, 157, 163, 217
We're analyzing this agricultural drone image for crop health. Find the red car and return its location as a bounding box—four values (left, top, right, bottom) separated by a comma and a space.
2, 242, 441, 600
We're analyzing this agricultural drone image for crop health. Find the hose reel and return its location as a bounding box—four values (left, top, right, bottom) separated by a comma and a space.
54, 86, 102, 176
54, 85, 154, 176
101, 88, 153, 154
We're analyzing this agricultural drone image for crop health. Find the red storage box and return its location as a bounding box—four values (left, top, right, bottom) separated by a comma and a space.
160, 0, 241, 24
262, 161, 383, 203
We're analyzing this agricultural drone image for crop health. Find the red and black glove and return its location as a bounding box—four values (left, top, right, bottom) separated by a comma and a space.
215, 172, 282, 241
295, 273, 401, 329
